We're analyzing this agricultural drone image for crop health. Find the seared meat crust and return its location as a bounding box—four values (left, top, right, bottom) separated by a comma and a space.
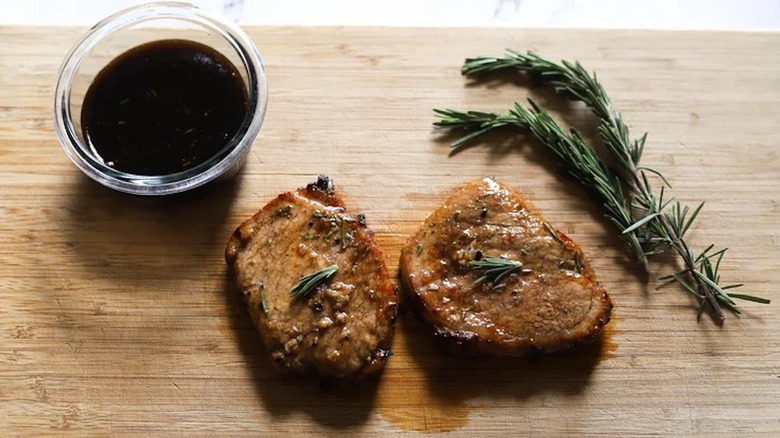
226, 176, 398, 380
400, 178, 612, 356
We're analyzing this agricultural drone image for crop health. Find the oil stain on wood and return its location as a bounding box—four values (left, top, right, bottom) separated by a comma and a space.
375, 312, 618, 432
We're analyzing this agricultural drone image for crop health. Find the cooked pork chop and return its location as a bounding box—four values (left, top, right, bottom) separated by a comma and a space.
226, 176, 398, 380
400, 178, 612, 357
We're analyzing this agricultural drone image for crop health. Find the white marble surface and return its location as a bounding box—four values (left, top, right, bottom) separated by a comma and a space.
4, 0, 780, 30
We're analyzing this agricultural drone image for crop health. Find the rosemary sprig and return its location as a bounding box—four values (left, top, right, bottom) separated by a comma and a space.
434, 50, 769, 321
290, 265, 338, 298
470, 256, 524, 289
436, 104, 645, 270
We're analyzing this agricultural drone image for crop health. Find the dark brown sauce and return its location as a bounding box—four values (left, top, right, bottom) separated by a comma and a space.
81, 39, 248, 176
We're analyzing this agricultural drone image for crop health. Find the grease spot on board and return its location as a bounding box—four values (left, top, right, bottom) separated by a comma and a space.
376, 310, 618, 432
376, 318, 472, 432
597, 311, 620, 362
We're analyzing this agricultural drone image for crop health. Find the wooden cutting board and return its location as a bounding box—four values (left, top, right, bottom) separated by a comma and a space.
1, 26, 778, 436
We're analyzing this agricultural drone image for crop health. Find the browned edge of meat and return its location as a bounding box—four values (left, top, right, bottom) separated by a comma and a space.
399, 177, 612, 358
226, 175, 398, 382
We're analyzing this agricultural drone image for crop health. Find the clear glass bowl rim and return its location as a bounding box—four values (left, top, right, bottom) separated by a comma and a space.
52, 1, 268, 196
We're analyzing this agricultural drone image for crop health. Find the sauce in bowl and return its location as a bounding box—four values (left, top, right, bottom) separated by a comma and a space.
54, 3, 267, 195
81, 39, 248, 176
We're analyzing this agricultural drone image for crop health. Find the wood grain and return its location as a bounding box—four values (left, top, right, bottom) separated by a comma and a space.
1, 26, 778, 436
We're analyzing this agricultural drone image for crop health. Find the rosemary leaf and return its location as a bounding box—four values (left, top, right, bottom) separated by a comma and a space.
543, 222, 564, 244
622, 212, 662, 235
260, 287, 270, 315
726, 293, 771, 304
290, 265, 338, 298
470, 256, 523, 289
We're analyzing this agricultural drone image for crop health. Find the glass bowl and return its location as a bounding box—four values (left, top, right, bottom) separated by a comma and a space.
53, 2, 267, 196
